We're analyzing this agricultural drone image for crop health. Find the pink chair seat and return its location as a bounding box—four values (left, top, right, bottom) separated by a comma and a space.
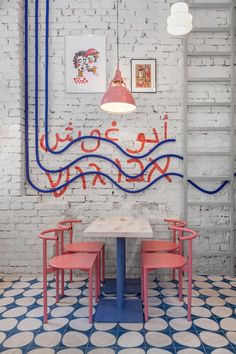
64, 242, 103, 253
142, 253, 187, 270
142, 240, 178, 253
50, 252, 97, 270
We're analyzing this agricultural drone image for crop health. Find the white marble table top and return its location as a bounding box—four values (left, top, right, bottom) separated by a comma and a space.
83, 216, 153, 239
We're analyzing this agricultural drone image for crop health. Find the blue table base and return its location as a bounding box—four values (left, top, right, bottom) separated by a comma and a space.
94, 298, 143, 322
104, 278, 141, 294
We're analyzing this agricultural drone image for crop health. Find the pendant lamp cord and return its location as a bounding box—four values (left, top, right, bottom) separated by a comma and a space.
116, 0, 119, 69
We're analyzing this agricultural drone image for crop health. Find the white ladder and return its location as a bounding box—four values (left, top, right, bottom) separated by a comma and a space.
183, 1, 235, 274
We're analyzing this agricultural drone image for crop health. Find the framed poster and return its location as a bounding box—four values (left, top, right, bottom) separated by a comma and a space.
131, 59, 156, 93
65, 35, 106, 93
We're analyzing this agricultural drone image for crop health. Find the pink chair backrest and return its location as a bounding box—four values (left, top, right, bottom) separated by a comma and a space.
164, 218, 187, 243
38, 228, 63, 270
57, 219, 82, 243
164, 218, 187, 227
168, 226, 198, 265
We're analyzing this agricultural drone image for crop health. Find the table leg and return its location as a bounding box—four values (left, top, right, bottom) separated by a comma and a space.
94, 236, 143, 322
123, 238, 126, 285
117, 237, 125, 310
104, 238, 140, 295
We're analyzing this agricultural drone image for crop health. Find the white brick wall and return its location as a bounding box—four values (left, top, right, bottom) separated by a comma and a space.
0, 0, 235, 275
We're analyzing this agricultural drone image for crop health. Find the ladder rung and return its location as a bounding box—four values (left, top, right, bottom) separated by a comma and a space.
187, 176, 229, 181
187, 102, 231, 106
187, 77, 231, 82
187, 127, 231, 131
191, 26, 231, 32
188, 202, 231, 206
193, 252, 231, 257
187, 152, 231, 156
189, 3, 231, 9
189, 227, 232, 232
187, 51, 231, 57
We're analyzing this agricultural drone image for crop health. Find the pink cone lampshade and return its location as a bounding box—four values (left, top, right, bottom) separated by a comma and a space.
101, 67, 136, 114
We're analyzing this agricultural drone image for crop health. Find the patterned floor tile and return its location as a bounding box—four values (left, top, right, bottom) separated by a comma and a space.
193, 318, 220, 332
86, 347, 115, 353
119, 322, 143, 331
34, 330, 62, 348
117, 331, 144, 348
172, 330, 201, 348
144, 317, 169, 331
199, 330, 229, 348
146, 345, 175, 353
93, 322, 117, 331
1, 330, 34, 350
0, 276, 236, 353
210, 348, 235, 354
27, 346, 56, 353
1, 349, 24, 354
117, 347, 146, 353
89, 330, 117, 348
169, 318, 194, 331
62, 330, 89, 348
145, 331, 173, 347
175, 346, 205, 353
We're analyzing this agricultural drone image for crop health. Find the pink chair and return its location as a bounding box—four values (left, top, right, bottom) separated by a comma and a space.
141, 226, 198, 321
141, 218, 187, 280
57, 219, 105, 285
141, 218, 187, 253
39, 228, 99, 323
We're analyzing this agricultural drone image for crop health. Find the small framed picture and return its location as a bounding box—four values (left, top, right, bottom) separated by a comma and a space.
131, 59, 156, 93
65, 35, 106, 93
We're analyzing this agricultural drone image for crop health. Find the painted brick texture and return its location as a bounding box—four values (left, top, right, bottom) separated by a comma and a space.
0, 0, 235, 276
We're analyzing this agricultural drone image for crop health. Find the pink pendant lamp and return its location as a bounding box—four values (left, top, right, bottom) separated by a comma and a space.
100, 0, 136, 114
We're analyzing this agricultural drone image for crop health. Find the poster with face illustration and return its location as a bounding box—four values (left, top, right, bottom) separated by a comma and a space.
65, 35, 106, 93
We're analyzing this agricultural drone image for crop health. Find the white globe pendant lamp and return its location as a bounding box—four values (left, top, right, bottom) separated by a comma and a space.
167, 2, 192, 36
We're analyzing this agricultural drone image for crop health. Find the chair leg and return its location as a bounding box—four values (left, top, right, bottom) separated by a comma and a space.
70, 269, 73, 283
61, 270, 64, 297
95, 257, 99, 302
56, 269, 59, 303
187, 269, 192, 321
143, 268, 148, 322
89, 268, 93, 323
178, 268, 183, 302
141, 256, 143, 302
97, 253, 101, 297
172, 269, 176, 281
43, 271, 48, 323
102, 245, 105, 282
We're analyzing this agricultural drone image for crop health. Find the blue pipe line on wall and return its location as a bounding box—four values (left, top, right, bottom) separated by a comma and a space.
32, 1, 183, 181
187, 179, 229, 195
24, 0, 234, 195
41, 0, 173, 159
35, 152, 183, 176
33, 0, 183, 179
42, 0, 177, 159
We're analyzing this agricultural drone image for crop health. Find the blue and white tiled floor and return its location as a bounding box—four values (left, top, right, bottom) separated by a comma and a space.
0, 274, 236, 353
